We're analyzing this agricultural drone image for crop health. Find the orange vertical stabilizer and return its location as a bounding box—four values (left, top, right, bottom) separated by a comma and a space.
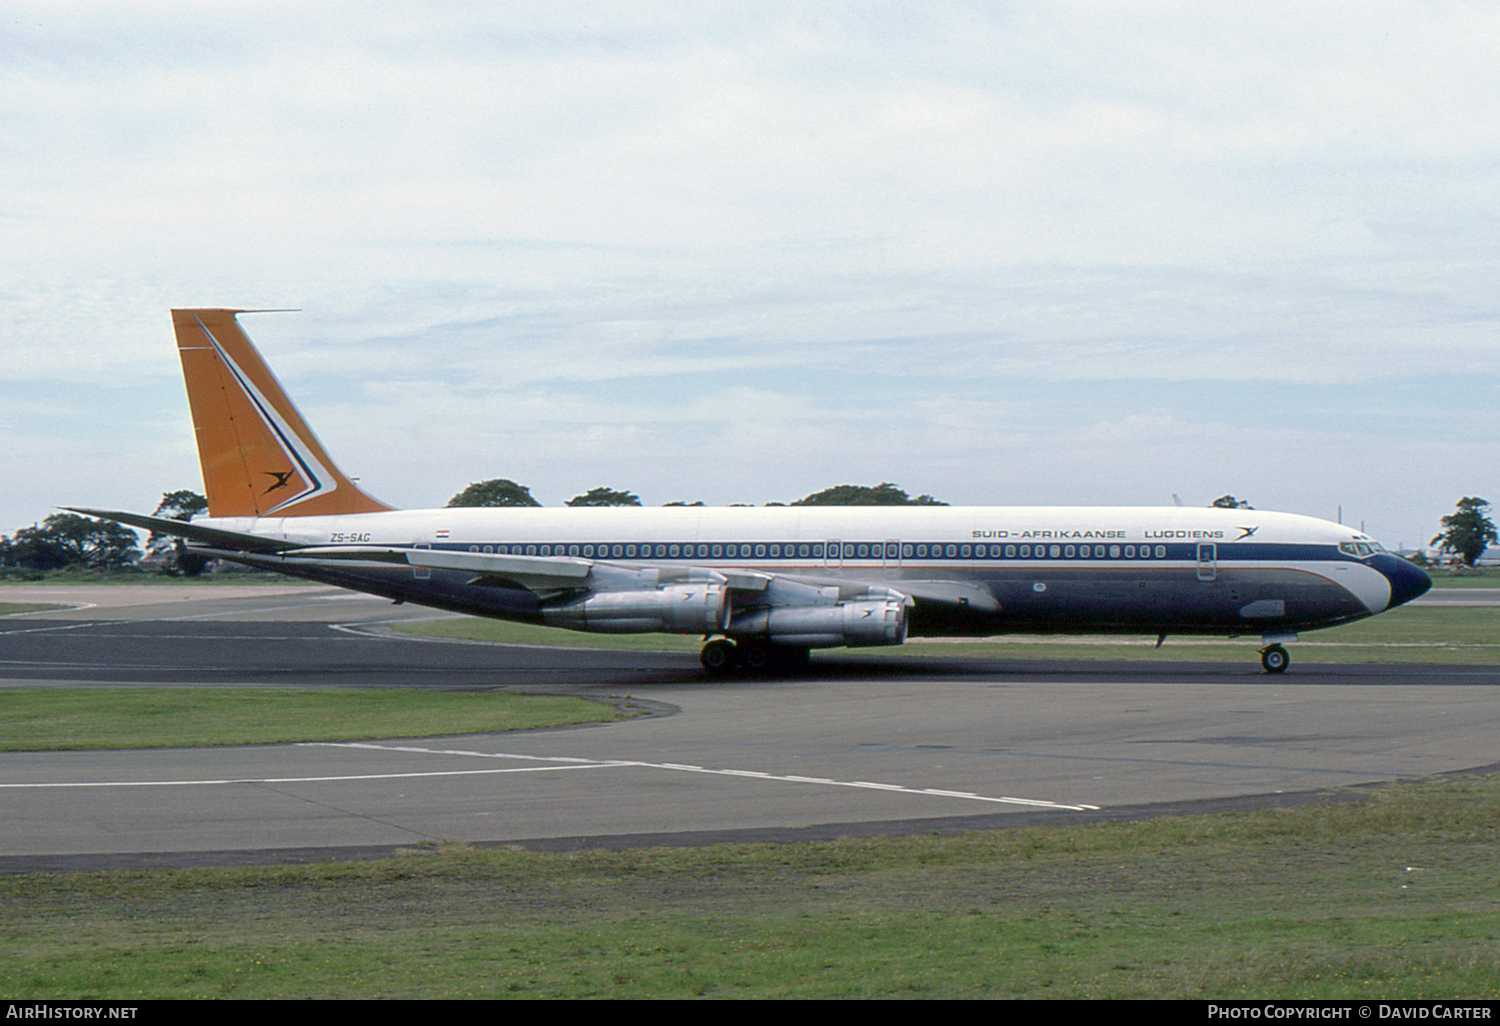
172, 309, 394, 518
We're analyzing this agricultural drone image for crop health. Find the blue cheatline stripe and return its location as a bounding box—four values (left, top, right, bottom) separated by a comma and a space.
367, 539, 1355, 564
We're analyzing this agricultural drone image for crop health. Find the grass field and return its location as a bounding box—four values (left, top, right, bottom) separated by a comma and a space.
4, 774, 1499, 999
0, 689, 629, 751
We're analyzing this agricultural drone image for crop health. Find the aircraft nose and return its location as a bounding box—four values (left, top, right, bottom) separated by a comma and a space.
1372, 554, 1432, 609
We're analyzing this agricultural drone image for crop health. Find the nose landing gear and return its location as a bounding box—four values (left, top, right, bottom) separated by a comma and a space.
1259, 643, 1290, 674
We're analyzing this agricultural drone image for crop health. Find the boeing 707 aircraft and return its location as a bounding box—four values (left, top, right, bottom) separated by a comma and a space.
73, 309, 1432, 675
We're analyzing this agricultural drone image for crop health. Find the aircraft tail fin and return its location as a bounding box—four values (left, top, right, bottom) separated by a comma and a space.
172, 309, 394, 518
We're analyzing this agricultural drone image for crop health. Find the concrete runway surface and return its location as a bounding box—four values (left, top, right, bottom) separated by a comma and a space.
3, 583, 1498, 872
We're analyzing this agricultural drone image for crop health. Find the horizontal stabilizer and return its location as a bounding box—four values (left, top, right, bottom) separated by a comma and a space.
62, 508, 298, 554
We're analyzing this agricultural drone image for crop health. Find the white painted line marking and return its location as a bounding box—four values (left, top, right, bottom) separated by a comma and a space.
0, 742, 1100, 811
0, 764, 614, 788
308, 742, 1103, 811
0, 621, 109, 636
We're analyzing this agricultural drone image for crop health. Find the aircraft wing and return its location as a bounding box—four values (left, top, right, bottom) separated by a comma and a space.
68, 507, 980, 645
286, 545, 595, 596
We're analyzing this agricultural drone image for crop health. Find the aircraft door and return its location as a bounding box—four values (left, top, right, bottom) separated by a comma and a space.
1196, 542, 1217, 582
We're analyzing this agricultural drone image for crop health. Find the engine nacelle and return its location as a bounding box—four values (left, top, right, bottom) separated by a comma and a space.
728, 596, 909, 649
541, 584, 730, 634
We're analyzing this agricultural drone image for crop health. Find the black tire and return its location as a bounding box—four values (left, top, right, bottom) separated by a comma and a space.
772, 646, 811, 672
700, 639, 737, 676
737, 641, 772, 673
1260, 644, 1290, 674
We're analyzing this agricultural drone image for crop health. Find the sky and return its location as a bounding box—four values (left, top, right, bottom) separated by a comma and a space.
3, 1, 1498, 552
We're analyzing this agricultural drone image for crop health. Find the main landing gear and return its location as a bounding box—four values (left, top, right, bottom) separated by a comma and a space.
699, 638, 810, 678
1259, 643, 1290, 674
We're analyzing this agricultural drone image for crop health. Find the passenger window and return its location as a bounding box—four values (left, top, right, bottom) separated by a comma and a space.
1006, 545, 1016, 558
1049, 545, 1061, 558
1155, 545, 1166, 558
1064, 545, 1075, 558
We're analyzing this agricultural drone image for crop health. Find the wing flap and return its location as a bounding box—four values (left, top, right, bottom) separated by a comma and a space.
896, 580, 1001, 613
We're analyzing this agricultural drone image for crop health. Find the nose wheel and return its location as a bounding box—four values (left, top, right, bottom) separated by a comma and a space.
1259, 644, 1290, 674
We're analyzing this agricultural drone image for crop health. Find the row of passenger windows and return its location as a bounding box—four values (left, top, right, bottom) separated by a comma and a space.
464, 541, 1175, 560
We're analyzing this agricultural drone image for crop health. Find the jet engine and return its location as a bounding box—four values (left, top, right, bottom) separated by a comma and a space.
727, 594, 909, 648
541, 583, 730, 634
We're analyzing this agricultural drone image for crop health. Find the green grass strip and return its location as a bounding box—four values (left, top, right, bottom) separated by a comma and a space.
395, 605, 1500, 664
397, 616, 704, 651
4, 774, 1500, 998
0, 689, 627, 751
1426, 571, 1500, 588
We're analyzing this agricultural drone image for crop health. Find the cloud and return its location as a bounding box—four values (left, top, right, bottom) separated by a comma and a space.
3, 3, 1498, 547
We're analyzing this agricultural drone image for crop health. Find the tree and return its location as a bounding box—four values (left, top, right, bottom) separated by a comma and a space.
6, 514, 140, 571
151, 490, 210, 576
792, 483, 948, 506
447, 479, 542, 508
1431, 497, 1497, 566
566, 487, 642, 507
155, 490, 209, 521
1, 526, 69, 572
1211, 495, 1254, 509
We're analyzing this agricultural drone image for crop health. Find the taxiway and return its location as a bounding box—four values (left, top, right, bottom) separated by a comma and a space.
3, 585, 1498, 872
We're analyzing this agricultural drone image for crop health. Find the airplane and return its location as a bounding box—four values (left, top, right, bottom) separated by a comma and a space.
71, 308, 1432, 676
